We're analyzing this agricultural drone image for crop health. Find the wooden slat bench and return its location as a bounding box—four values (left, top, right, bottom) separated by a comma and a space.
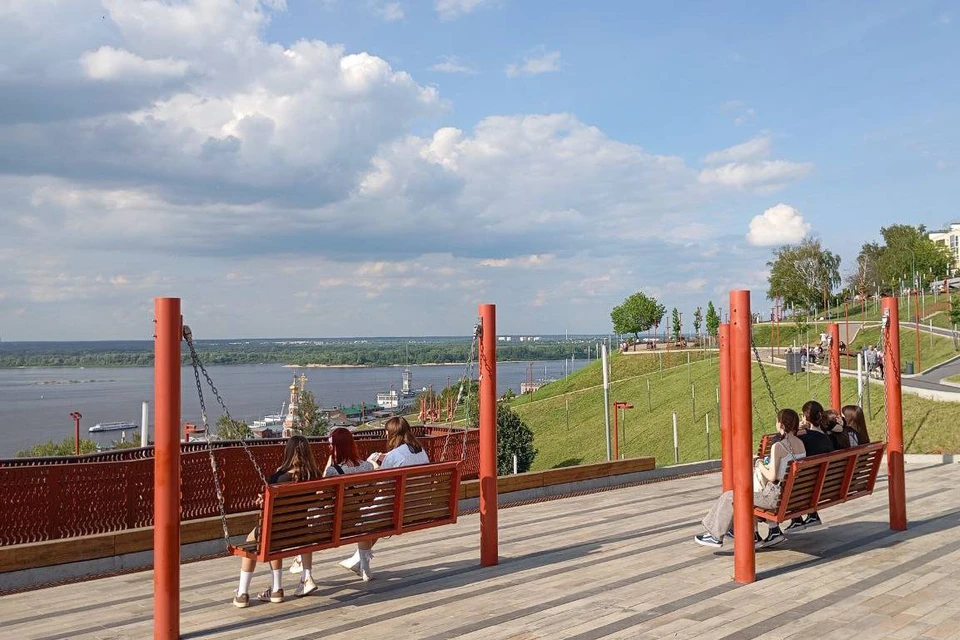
755, 442, 885, 524
230, 461, 461, 563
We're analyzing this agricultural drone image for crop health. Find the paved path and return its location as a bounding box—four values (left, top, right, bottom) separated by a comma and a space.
3, 463, 960, 639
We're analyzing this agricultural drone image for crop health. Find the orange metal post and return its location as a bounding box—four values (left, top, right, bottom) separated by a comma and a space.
478, 303, 498, 566
844, 301, 850, 368
729, 291, 755, 584
154, 298, 181, 640
718, 324, 733, 492
883, 297, 907, 531
829, 323, 841, 411
612, 404, 619, 460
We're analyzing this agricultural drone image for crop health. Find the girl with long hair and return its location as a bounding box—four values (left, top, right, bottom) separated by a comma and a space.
696, 408, 806, 549
841, 405, 870, 446
290, 428, 375, 590
340, 417, 430, 580
233, 435, 321, 608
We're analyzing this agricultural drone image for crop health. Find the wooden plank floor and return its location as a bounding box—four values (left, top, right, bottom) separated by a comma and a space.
2, 463, 960, 639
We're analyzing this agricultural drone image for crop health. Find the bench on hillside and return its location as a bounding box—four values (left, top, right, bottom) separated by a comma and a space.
754, 442, 885, 524
229, 461, 461, 563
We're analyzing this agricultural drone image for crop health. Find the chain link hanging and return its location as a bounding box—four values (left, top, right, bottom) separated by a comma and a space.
440, 319, 480, 462
751, 336, 780, 416
183, 324, 269, 547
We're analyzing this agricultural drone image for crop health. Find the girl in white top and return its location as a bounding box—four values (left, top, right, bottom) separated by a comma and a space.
341, 417, 430, 581
289, 427, 375, 595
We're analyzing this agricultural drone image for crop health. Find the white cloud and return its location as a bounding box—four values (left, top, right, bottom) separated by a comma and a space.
478, 254, 554, 268
80, 46, 190, 80
746, 203, 811, 246
431, 55, 475, 74
506, 49, 561, 78
698, 160, 813, 189
435, 0, 497, 20
704, 135, 771, 165
377, 2, 405, 21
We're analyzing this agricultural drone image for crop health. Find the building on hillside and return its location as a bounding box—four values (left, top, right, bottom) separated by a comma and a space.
928, 224, 960, 271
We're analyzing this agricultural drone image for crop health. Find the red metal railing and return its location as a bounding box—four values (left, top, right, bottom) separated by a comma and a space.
0, 427, 478, 546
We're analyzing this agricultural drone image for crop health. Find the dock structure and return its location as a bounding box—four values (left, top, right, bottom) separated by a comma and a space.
3, 461, 959, 639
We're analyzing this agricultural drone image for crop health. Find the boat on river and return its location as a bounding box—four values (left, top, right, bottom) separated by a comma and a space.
88, 421, 138, 433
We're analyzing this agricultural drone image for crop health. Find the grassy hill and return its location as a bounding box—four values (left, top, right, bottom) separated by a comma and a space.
510, 350, 960, 471
849, 326, 958, 372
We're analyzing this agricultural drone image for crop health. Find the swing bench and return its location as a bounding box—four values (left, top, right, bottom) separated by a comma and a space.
755, 442, 885, 524
182, 323, 476, 565
230, 461, 462, 563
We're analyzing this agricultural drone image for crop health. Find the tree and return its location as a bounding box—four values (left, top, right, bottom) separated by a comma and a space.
767, 237, 841, 313
793, 313, 810, 339
501, 388, 516, 401
950, 295, 960, 328
869, 225, 953, 293
293, 389, 328, 437
16, 437, 98, 457
671, 307, 682, 342
692, 306, 703, 339
610, 291, 666, 342
216, 414, 252, 440
496, 404, 537, 475
705, 301, 720, 339
846, 244, 882, 301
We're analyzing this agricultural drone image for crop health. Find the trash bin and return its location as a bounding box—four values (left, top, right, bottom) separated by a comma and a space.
905, 361, 914, 375
785, 353, 802, 374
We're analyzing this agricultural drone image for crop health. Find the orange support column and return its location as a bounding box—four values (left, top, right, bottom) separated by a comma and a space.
478, 303, 499, 566
729, 291, 755, 583
718, 324, 733, 492
153, 298, 181, 640
829, 323, 841, 411
883, 297, 907, 531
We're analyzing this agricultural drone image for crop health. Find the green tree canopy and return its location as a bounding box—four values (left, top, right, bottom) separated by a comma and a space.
293, 389, 329, 437
496, 404, 537, 475
767, 237, 842, 312
693, 306, 703, 338
671, 307, 682, 341
705, 301, 720, 338
610, 291, 666, 340
950, 295, 960, 328
16, 437, 98, 458
873, 225, 952, 293
216, 414, 252, 440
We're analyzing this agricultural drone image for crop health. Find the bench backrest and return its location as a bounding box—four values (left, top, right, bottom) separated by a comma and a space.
254, 460, 460, 562
756, 442, 885, 522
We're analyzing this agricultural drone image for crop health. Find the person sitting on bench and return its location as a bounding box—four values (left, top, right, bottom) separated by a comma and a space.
233, 435, 322, 608
695, 408, 806, 549
339, 416, 430, 581
289, 427, 376, 594
785, 401, 835, 531
841, 405, 870, 447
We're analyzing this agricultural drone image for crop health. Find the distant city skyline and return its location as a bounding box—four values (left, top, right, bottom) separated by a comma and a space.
1, 1, 957, 340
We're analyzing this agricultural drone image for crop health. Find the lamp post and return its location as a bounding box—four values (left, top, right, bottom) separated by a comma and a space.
70, 411, 82, 455
612, 401, 634, 459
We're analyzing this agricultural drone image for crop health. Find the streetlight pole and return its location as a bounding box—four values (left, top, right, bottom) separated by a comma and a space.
70, 412, 82, 456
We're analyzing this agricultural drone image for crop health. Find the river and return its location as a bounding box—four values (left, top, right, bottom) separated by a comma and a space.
0, 359, 588, 457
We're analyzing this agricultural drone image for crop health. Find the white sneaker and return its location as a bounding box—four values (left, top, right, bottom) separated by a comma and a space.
359, 550, 373, 582
338, 556, 361, 576
289, 556, 303, 574
294, 577, 317, 597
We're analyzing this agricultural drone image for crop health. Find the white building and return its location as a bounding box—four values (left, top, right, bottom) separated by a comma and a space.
929, 223, 960, 270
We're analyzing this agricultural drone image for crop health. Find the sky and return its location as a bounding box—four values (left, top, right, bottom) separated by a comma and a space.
0, 0, 958, 340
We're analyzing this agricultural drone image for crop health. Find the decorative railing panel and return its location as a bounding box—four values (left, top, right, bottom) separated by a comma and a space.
0, 427, 477, 546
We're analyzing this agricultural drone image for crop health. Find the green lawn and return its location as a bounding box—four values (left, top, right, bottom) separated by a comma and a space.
848, 326, 959, 372
510, 351, 960, 471
751, 322, 836, 348
944, 374, 960, 385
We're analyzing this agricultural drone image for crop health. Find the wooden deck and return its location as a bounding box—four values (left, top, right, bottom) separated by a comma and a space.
2, 462, 960, 639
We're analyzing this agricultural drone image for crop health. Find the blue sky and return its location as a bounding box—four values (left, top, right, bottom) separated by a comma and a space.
0, 0, 957, 339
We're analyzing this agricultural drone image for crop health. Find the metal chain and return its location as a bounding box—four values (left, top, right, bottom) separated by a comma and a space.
183, 325, 231, 544
751, 335, 780, 416
183, 327, 269, 488
440, 319, 480, 462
